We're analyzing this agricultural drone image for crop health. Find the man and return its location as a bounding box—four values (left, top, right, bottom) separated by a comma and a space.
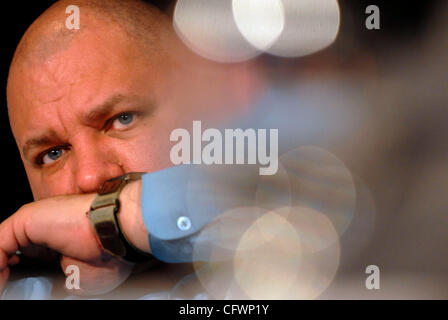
1, 0, 260, 297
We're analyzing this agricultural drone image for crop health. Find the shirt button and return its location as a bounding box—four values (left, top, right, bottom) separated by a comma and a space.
177, 216, 191, 231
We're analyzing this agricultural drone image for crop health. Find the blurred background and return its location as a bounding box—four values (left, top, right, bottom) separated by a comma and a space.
1, 0, 447, 299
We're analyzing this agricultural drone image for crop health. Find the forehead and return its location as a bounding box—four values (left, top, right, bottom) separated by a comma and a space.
8, 25, 168, 146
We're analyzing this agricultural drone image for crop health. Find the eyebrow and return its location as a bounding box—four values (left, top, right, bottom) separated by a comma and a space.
22, 94, 155, 161
22, 130, 63, 160
81, 94, 128, 126
21, 94, 126, 160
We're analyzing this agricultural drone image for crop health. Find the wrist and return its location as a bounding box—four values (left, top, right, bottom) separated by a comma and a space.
117, 179, 151, 254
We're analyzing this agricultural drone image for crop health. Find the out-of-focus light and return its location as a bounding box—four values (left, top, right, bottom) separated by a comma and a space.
174, 0, 340, 62
285, 206, 340, 299
267, 0, 340, 57
173, 0, 261, 62
280, 146, 356, 239
255, 161, 292, 212
233, 211, 302, 299
288, 206, 340, 253
191, 206, 340, 299
192, 206, 269, 253
232, 0, 285, 51
340, 177, 376, 263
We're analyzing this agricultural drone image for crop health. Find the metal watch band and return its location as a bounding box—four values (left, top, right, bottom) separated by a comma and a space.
88, 172, 155, 263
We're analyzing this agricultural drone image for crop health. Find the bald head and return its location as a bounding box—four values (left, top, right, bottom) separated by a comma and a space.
7, 0, 197, 133
11, 0, 176, 68
6, 0, 257, 200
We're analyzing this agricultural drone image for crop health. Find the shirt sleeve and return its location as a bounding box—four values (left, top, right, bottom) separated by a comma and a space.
140, 164, 260, 263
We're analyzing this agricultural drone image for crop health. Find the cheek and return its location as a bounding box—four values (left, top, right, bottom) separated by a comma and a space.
28, 177, 70, 200
25, 166, 77, 200
113, 131, 174, 175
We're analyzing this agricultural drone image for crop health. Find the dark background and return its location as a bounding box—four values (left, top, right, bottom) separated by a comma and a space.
0, 0, 442, 221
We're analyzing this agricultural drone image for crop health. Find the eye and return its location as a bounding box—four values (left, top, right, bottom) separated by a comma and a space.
40, 148, 66, 165
111, 112, 135, 130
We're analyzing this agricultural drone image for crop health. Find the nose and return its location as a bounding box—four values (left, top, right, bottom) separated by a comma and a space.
73, 135, 125, 194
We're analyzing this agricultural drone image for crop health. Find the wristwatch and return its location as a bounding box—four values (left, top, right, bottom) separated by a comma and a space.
87, 172, 155, 263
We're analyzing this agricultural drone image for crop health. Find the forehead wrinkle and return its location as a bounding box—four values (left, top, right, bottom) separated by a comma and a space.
55, 95, 70, 141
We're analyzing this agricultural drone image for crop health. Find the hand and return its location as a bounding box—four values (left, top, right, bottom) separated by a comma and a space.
0, 180, 149, 296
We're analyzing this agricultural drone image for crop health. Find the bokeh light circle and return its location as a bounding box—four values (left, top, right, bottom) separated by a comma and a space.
266, 0, 341, 57
255, 161, 292, 212
233, 211, 303, 299
279, 146, 357, 239
191, 206, 341, 299
232, 0, 285, 51
174, 0, 261, 62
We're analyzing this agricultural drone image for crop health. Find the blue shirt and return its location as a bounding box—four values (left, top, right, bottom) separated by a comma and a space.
139, 81, 360, 264
141, 164, 262, 263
